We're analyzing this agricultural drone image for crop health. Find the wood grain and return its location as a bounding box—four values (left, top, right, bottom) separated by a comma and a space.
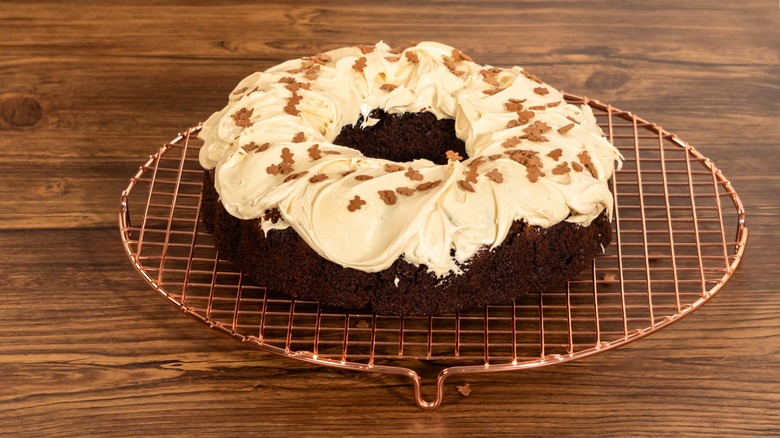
1, 1, 778, 435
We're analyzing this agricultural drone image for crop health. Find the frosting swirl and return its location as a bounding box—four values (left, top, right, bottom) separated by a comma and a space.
199, 41, 622, 276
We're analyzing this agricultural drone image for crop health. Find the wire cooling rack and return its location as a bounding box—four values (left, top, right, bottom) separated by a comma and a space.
119, 94, 747, 409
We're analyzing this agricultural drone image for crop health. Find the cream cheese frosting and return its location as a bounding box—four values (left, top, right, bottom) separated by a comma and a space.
198, 41, 623, 276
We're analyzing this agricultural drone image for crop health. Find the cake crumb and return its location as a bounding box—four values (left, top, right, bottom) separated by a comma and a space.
456, 383, 472, 397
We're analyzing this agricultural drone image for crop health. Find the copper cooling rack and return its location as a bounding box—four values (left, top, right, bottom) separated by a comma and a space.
119, 94, 747, 409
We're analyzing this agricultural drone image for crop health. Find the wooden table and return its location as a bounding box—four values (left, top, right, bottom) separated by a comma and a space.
2, 1, 778, 435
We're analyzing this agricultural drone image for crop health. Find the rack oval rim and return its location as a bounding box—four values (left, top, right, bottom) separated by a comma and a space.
119, 93, 748, 409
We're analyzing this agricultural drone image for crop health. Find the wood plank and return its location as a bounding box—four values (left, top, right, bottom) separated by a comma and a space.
1, 0, 778, 434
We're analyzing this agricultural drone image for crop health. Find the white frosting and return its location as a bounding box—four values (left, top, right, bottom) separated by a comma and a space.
199, 41, 623, 277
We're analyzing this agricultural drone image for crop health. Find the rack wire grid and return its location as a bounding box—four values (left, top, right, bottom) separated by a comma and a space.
119, 94, 747, 409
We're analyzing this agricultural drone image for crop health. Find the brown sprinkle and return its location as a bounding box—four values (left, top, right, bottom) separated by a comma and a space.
348, 195, 366, 212
357, 44, 374, 54
452, 49, 472, 62
505, 149, 539, 166
416, 180, 442, 191
266, 164, 281, 175
527, 166, 545, 182
378, 190, 397, 205
528, 105, 546, 111
353, 57, 368, 72
446, 150, 463, 161
292, 132, 306, 143
486, 168, 504, 183
284, 92, 303, 116
469, 156, 486, 170
278, 162, 294, 175
572, 161, 584, 172
523, 120, 552, 142
255, 142, 270, 153
566, 115, 579, 124
395, 187, 415, 196
380, 83, 398, 92
283, 171, 308, 183
404, 167, 424, 181
464, 168, 478, 184
303, 64, 321, 81
355, 175, 374, 181
280, 147, 294, 164
483, 88, 501, 95
444, 60, 465, 77
231, 107, 254, 128
489, 154, 503, 160
384, 163, 405, 173
548, 148, 563, 161
285, 80, 310, 93
307, 143, 322, 160
558, 123, 575, 135
521, 70, 543, 84
480, 72, 500, 87
577, 151, 598, 178
552, 162, 571, 175
389, 43, 414, 54
533, 87, 550, 96
505, 101, 524, 112
385, 56, 400, 62
502, 136, 522, 148
309, 173, 328, 183
547, 101, 561, 107
516, 109, 535, 124
458, 180, 475, 192
405, 51, 419, 63
241, 142, 257, 153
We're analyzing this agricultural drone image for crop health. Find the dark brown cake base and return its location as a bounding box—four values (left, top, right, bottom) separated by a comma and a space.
200, 170, 612, 316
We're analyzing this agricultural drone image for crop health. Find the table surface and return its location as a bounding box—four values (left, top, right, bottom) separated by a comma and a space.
2, 1, 778, 435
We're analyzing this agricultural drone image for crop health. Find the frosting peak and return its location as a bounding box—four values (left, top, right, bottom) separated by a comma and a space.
199, 41, 622, 276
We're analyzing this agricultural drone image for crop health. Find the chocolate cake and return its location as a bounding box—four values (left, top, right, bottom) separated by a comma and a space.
196, 41, 622, 316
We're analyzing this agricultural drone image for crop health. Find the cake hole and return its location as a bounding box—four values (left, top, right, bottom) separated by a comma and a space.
333, 109, 468, 165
